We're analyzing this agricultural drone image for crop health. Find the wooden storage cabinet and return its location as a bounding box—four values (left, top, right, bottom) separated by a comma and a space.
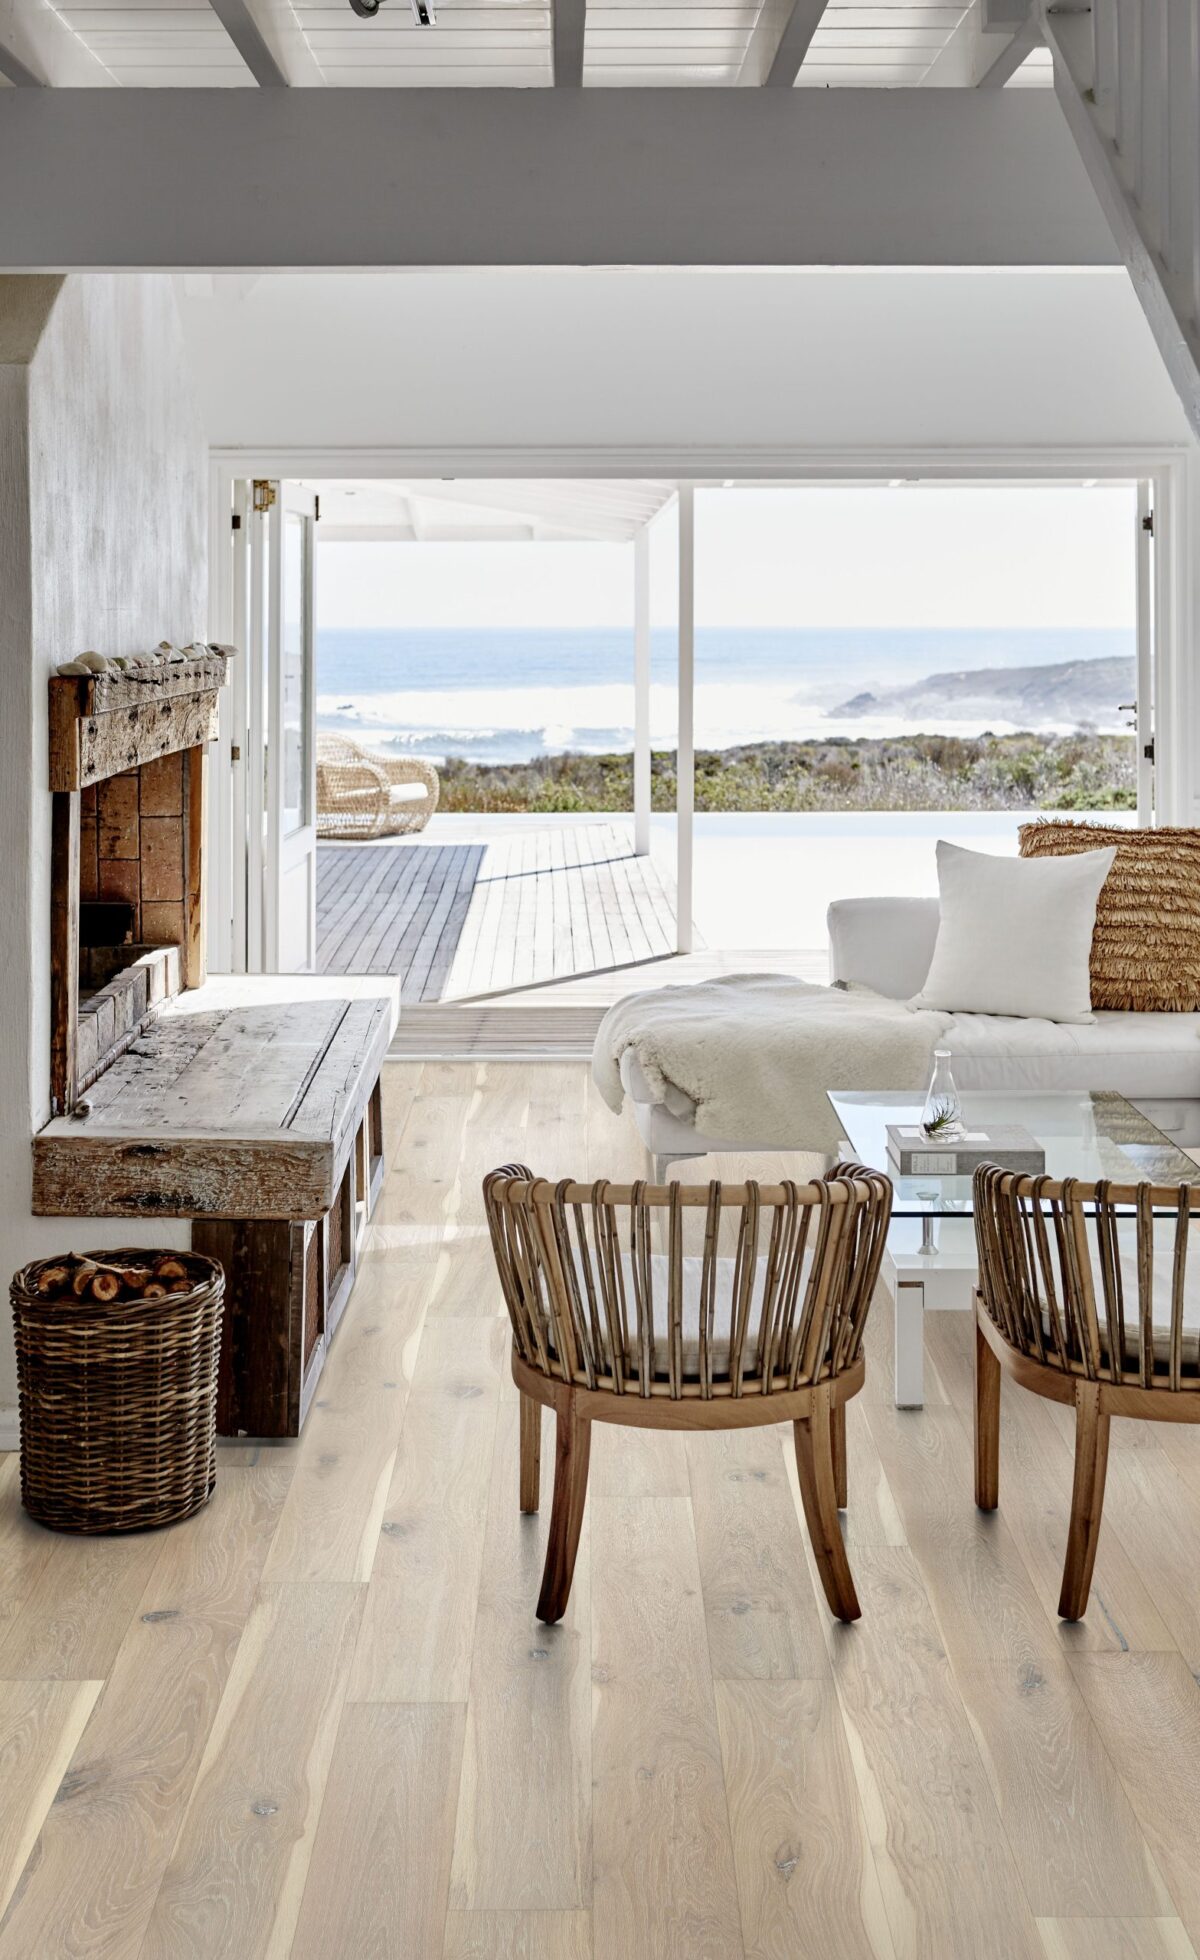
35, 975, 397, 1440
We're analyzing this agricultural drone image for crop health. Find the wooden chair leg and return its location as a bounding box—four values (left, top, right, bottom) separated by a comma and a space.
832, 1400, 848, 1511
1059, 1381, 1111, 1622
536, 1396, 592, 1625
519, 1392, 541, 1514
974, 1313, 1001, 1512
794, 1384, 861, 1624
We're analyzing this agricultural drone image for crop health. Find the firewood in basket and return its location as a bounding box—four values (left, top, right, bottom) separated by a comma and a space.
37, 1264, 71, 1296
167, 1278, 192, 1294
154, 1257, 189, 1282
90, 1271, 121, 1303
121, 1267, 152, 1292
71, 1263, 98, 1297
142, 1282, 168, 1299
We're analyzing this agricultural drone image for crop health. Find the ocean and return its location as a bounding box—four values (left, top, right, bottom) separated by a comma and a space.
315, 625, 1134, 766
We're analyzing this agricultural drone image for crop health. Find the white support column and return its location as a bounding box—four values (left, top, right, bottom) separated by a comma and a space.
633, 526, 652, 857
676, 486, 695, 955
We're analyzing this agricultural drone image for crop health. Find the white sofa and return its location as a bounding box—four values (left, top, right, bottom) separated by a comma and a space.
622, 894, 1200, 1177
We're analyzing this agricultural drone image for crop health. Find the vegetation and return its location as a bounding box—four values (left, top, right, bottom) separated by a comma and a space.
436, 731, 1136, 815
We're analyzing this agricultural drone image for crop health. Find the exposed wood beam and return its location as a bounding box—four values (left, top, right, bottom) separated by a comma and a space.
0, 0, 114, 85
0, 42, 41, 85
0, 91, 1121, 272
207, 0, 290, 86
552, 0, 585, 85
977, 12, 1040, 87
738, 0, 830, 88
1041, 2, 1200, 441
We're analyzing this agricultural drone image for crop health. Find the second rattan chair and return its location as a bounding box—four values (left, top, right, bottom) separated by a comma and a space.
974, 1166, 1200, 1620
484, 1162, 893, 1626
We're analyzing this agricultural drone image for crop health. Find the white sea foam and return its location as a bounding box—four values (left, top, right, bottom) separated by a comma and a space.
316, 675, 1112, 762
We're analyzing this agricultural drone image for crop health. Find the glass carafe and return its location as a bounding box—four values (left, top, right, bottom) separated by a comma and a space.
920, 1049, 966, 1142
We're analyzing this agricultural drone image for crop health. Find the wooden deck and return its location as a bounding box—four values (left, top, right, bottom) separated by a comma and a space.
316, 821, 680, 1001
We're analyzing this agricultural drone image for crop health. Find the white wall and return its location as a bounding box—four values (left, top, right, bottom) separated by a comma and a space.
180, 269, 1194, 454
0, 275, 206, 1425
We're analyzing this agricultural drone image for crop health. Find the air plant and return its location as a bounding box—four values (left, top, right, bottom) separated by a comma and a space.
921, 1099, 961, 1139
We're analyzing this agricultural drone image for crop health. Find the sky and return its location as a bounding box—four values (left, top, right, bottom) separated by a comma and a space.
315, 484, 1137, 633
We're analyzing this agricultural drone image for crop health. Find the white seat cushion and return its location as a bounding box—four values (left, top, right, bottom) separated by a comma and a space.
552, 1252, 819, 1380
1034, 1221, 1200, 1369
388, 782, 428, 806
947, 1010, 1200, 1101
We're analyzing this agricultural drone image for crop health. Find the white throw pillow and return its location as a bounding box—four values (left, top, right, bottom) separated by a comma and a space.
912, 839, 1116, 1023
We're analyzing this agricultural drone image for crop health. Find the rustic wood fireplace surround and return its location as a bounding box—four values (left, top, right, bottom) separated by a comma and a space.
32, 650, 395, 1438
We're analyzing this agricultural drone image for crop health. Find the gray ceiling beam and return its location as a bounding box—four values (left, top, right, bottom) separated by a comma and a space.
0, 43, 42, 86
738, 0, 831, 89
552, 0, 585, 85
207, 0, 290, 85
0, 90, 1121, 271
977, 12, 1040, 87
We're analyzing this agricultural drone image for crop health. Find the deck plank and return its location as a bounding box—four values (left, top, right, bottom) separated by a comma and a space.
318, 823, 679, 1002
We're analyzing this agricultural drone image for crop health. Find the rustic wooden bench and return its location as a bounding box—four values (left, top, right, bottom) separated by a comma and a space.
33, 973, 398, 1437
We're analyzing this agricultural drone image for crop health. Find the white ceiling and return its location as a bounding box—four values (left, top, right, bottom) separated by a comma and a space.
4, 0, 1054, 89
312, 478, 677, 541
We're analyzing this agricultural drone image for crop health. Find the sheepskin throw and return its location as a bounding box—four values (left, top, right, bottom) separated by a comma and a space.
593, 974, 950, 1154
1019, 820, 1200, 1012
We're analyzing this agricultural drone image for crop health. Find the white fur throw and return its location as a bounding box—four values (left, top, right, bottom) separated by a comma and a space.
592, 974, 951, 1154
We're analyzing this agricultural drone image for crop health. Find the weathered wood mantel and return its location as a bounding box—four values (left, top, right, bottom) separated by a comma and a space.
49, 646, 236, 1117
34, 974, 399, 1436
48, 647, 232, 793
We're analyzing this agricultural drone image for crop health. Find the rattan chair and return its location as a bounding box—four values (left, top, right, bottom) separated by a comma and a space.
316, 733, 439, 840
484, 1162, 893, 1625
974, 1166, 1200, 1620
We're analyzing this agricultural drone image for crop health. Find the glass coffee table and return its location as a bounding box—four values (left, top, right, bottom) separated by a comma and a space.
828, 1088, 1196, 1408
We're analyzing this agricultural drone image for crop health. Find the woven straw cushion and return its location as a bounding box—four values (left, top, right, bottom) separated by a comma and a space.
1019, 820, 1200, 1012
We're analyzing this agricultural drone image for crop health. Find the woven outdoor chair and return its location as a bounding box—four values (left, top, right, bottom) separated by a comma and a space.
315, 733, 439, 840
483, 1162, 893, 1626
974, 1166, 1200, 1621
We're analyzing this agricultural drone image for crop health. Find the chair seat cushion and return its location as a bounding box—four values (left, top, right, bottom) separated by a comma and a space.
1031, 1221, 1200, 1370
947, 1009, 1200, 1100
551, 1251, 822, 1382
388, 782, 428, 806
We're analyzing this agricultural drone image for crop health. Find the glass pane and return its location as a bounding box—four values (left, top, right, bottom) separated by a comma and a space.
282, 510, 309, 834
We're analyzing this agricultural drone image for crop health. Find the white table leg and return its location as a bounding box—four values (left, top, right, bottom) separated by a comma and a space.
893, 1275, 926, 1408
885, 1216, 979, 1410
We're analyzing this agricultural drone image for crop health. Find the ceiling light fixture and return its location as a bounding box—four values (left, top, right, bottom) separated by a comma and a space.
349, 0, 434, 21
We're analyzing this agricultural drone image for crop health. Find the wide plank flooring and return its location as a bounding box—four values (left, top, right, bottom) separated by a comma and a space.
317, 821, 680, 1001
3, 1059, 1200, 1956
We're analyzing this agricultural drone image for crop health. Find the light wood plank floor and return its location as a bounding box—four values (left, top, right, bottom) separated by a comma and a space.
317, 822, 680, 1001
4, 1060, 1200, 1957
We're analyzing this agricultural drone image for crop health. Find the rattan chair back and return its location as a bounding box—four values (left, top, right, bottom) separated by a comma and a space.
484, 1162, 893, 1402
974, 1167, 1200, 1393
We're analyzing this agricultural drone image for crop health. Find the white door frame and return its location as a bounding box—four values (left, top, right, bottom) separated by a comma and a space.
207, 445, 1193, 971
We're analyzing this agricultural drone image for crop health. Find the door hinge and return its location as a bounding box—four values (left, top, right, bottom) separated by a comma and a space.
1144, 738, 1155, 764
314, 494, 321, 523
230, 743, 242, 762
1142, 511, 1154, 535
231, 512, 242, 531
252, 479, 277, 515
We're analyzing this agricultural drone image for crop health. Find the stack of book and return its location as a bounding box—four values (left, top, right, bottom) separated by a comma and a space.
885, 1124, 1046, 1179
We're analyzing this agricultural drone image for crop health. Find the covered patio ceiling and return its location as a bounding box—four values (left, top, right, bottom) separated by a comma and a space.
0, 0, 1051, 93
312, 478, 677, 544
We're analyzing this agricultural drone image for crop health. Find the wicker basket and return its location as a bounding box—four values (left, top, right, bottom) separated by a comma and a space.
11, 1249, 224, 1534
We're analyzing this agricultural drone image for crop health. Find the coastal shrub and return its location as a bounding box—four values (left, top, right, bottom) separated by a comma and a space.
436, 732, 1135, 815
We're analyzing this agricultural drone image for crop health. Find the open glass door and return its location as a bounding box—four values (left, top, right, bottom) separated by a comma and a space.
263, 483, 318, 970
229, 479, 318, 973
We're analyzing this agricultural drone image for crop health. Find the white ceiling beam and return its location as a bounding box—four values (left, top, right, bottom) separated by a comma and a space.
0, 0, 116, 86
552, 0, 585, 84
977, 11, 1040, 88
0, 91, 1121, 271
738, 0, 831, 88
206, 0, 290, 85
